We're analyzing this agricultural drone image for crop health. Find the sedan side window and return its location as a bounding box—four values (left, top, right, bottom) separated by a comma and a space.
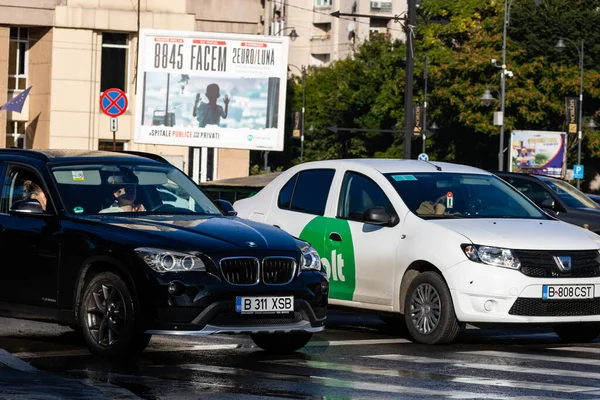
338, 172, 392, 223
281, 169, 335, 216
1, 167, 49, 213
277, 174, 297, 210
508, 177, 553, 208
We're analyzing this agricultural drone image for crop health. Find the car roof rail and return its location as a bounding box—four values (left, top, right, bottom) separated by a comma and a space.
116, 151, 171, 164
0, 148, 50, 162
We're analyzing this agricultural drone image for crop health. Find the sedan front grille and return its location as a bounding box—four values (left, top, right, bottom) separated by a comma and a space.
515, 249, 600, 278
509, 297, 600, 316
262, 257, 297, 285
220, 257, 260, 285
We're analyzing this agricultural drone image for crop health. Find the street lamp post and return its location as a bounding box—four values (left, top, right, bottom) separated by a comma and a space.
556, 37, 584, 189
494, 0, 542, 171
422, 53, 428, 154
289, 64, 306, 163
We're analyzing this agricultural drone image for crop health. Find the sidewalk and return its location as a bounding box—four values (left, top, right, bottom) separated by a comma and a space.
0, 349, 137, 400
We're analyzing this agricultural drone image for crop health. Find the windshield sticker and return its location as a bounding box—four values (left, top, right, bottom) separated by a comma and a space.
446, 192, 454, 209
392, 175, 417, 181
72, 171, 85, 181
73, 206, 84, 214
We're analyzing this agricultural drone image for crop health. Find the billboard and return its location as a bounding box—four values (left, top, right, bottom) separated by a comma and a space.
509, 130, 566, 178
134, 29, 290, 151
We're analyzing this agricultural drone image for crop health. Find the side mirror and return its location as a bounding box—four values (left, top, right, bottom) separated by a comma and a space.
363, 207, 391, 225
214, 199, 238, 217
9, 199, 44, 216
541, 199, 556, 210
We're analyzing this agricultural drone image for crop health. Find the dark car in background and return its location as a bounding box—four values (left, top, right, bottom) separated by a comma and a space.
494, 171, 600, 234
0, 149, 328, 358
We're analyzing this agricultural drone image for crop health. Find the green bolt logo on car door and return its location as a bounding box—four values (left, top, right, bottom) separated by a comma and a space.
299, 216, 356, 301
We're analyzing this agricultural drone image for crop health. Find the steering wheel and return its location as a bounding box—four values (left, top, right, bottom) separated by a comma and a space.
150, 203, 176, 212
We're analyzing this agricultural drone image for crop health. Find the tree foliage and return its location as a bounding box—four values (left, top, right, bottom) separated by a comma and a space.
258, 0, 600, 188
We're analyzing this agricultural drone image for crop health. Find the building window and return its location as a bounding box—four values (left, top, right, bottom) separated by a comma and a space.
315, 0, 332, 8
100, 32, 129, 93
98, 140, 127, 151
8, 27, 29, 91
6, 121, 27, 149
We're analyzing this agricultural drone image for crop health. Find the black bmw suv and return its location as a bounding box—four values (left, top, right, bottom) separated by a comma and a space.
0, 149, 328, 357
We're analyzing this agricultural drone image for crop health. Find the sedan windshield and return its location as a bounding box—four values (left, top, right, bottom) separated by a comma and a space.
51, 162, 221, 216
385, 172, 547, 220
538, 176, 599, 209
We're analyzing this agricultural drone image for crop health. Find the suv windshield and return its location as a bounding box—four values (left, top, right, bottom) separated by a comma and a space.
538, 176, 599, 209
51, 162, 221, 216
385, 172, 547, 220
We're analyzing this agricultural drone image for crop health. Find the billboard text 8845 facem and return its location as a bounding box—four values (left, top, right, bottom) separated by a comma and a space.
134, 29, 290, 151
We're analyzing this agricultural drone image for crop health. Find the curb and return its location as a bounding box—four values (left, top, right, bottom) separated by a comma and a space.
0, 349, 37, 373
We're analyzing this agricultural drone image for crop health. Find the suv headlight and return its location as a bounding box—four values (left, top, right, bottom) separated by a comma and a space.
135, 247, 206, 273
461, 244, 521, 270
300, 246, 321, 271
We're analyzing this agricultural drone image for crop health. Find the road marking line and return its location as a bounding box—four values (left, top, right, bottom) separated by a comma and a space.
0, 349, 37, 373
367, 354, 600, 380
177, 363, 552, 399
458, 350, 600, 367
269, 359, 600, 393
548, 347, 600, 355
305, 338, 410, 346
13, 344, 241, 359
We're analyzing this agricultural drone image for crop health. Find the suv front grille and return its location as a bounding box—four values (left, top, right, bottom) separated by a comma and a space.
515, 249, 600, 278
509, 298, 600, 316
263, 257, 296, 285
220, 257, 260, 285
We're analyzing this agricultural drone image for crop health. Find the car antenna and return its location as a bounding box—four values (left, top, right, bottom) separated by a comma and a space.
420, 160, 442, 171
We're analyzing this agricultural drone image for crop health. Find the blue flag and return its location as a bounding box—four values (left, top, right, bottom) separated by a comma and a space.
0, 86, 32, 113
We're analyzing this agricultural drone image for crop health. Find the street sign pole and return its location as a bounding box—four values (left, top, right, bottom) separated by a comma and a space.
100, 88, 128, 152
110, 117, 118, 150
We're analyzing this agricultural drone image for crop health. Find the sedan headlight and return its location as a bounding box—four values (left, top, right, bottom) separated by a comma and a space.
135, 247, 206, 273
461, 244, 521, 270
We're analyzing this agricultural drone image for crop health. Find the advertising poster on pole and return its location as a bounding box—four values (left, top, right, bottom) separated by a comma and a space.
509, 130, 566, 178
134, 29, 290, 151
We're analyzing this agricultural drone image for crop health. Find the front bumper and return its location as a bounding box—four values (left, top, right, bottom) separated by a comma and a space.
141, 269, 328, 336
446, 260, 600, 324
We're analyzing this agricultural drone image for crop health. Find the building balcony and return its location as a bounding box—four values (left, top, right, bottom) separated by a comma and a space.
310, 34, 333, 55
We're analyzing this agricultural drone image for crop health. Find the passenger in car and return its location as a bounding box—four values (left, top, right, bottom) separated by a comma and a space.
416, 193, 447, 215
23, 180, 48, 211
99, 184, 146, 213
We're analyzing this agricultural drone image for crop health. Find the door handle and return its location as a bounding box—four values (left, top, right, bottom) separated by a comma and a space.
329, 232, 342, 242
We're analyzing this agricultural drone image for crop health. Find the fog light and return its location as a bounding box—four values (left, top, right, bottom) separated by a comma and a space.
484, 300, 494, 312
168, 281, 185, 296
321, 281, 329, 295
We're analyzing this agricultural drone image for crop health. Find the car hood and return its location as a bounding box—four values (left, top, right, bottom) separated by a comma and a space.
429, 218, 600, 250
76, 214, 300, 252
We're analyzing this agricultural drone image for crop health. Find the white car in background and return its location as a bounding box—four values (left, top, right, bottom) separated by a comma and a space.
234, 159, 600, 345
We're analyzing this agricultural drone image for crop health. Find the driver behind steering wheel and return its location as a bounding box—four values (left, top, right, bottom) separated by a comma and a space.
99, 182, 146, 213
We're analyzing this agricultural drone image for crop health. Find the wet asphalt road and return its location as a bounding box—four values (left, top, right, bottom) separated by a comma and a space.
3, 310, 600, 399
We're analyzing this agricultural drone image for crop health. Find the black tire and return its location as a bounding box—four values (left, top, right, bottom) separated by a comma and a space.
250, 332, 313, 354
554, 323, 600, 343
404, 271, 460, 345
79, 271, 151, 358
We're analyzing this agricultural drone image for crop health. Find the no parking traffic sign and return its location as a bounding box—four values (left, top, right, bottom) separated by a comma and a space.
100, 88, 128, 117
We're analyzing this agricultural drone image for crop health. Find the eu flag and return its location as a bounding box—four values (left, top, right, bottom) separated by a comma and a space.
0, 86, 32, 113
